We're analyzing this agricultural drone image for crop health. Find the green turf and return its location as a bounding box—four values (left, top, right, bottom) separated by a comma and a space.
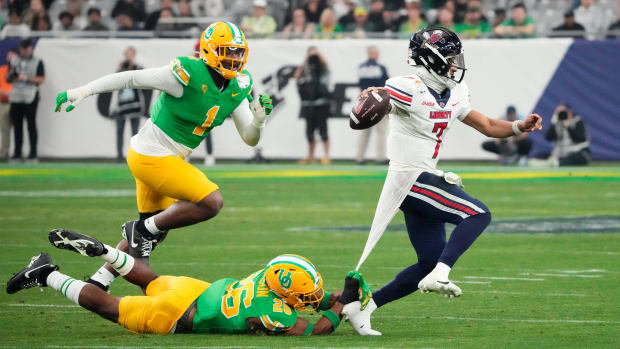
0, 163, 619, 348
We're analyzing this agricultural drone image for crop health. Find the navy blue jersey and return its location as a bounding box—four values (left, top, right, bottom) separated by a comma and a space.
358, 59, 389, 90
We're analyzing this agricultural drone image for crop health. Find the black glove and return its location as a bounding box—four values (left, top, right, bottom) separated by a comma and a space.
338, 275, 360, 305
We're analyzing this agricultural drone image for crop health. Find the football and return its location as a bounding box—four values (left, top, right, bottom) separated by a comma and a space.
349, 89, 391, 130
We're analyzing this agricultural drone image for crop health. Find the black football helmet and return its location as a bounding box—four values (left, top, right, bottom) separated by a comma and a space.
407, 27, 466, 83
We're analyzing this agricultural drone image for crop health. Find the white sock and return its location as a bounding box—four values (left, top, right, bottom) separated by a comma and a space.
144, 217, 162, 235
90, 265, 118, 287
432, 262, 452, 281
46, 271, 86, 305
100, 245, 135, 276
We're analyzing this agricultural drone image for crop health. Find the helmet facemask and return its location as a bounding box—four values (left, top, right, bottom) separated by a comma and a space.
216, 44, 248, 78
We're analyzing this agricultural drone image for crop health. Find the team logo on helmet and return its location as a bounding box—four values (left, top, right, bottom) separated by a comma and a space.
428, 32, 445, 44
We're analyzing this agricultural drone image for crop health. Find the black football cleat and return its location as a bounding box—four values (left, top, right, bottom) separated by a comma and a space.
48, 229, 105, 257
6, 253, 58, 294
122, 220, 154, 259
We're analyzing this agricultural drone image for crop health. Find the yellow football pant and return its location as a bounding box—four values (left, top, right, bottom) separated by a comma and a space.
127, 147, 219, 213
118, 276, 211, 334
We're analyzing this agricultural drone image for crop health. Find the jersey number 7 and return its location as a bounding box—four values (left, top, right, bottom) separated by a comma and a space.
193, 106, 220, 136
432, 122, 448, 159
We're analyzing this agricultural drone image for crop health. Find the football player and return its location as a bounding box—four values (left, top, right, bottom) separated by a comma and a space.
343, 27, 542, 335
6, 229, 367, 336
54, 22, 273, 291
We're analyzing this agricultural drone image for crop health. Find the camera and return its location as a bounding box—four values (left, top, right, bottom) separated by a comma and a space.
558, 111, 568, 120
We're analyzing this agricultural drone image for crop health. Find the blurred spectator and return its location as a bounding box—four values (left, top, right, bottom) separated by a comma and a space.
282, 7, 315, 39
481, 106, 532, 166
533, 104, 591, 166
113, 47, 145, 162
241, 0, 277, 37
1, 9, 31, 39
54, 11, 78, 31
492, 8, 506, 29
191, 0, 225, 17
145, 0, 174, 30
553, 10, 585, 38
117, 12, 138, 31
455, 2, 491, 38
435, 6, 455, 31
343, 6, 376, 37
112, 0, 146, 24
337, 0, 356, 29
155, 7, 176, 32
84, 7, 110, 31
398, 0, 427, 35
66, 0, 86, 29
7, 38, 45, 162
368, 0, 389, 32
0, 50, 15, 162
22, 0, 46, 26
356, 46, 389, 165
31, 14, 52, 31
493, 2, 535, 38
453, 0, 468, 23
315, 8, 343, 38
294, 47, 331, 165
304, 0, 328, 24
574, 0, 605, 38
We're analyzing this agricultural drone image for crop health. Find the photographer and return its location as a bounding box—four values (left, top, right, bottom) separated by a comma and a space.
7, 38, 44, 162
543, 104, 591, 166
113, 47, 145, 162
294, 47, 331, 165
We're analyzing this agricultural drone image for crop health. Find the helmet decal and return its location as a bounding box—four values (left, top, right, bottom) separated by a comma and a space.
277, 270, 293, 289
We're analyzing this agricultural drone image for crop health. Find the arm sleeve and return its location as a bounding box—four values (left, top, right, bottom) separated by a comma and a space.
457, 81, 473, 121
67, 64, 183, 101
231, 98, 262, 147
36, 61, 44, 77
568, 120, 587, 143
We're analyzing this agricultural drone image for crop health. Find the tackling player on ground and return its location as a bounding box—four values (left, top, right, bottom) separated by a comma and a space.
344, 27, 542, 335
6, 229, 369, 336
54, 22, 274, 291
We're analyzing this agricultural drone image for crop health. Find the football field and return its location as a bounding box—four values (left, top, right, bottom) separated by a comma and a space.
0, 163, 619, 348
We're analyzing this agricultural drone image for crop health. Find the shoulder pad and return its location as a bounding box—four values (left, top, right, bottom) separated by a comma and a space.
236, 70, 253, 91
170, 57, 190, 86
385, 76, 419, 108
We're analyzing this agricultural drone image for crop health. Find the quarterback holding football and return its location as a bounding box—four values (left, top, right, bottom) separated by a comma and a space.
345, 27, 542, 335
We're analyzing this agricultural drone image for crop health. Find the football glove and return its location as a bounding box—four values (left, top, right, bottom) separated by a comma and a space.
259, 94, 273, 116
55, 89, 86, 113
339, 270, 373, 310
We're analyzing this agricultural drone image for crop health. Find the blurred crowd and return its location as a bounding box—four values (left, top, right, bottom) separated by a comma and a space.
0, 0, 618, 39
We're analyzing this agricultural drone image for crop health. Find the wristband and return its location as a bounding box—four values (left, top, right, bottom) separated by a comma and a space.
512, 120, 523, 135
318, 290, 332, 311
323, 310, 341, 331
303, 322, 314, 335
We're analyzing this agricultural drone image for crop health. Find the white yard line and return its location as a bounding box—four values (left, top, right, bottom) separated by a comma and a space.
0, 189, 135, 197
523, 273, 602, 278
469, 290, 587, 297
377, 315, 620, 325
545, 269, 606, 273
5, 303, 79, 308
463, 276, 545, 281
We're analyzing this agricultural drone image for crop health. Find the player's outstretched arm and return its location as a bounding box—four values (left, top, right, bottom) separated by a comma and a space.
55, 65, 183, 112
284, 293, 345, 336
462, 109, 542, 138
231, 94, 272, 146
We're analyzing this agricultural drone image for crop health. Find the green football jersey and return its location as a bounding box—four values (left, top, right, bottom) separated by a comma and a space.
192, 269, 298, 334
150, 56, 253, 149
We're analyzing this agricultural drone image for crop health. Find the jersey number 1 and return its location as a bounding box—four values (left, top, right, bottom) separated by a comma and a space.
432, 122, 448, 159
193, 106, 220, 136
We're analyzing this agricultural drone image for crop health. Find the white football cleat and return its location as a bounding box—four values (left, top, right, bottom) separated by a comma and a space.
342, 300, 382, 336
418, 273, 462, 298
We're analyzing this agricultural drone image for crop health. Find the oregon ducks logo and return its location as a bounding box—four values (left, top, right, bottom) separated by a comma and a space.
204, 25, 215, 39
278, 270, 292, 289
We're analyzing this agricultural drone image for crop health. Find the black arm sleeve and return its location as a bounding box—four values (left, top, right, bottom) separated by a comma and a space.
36, 60, 45, 77
545, 124, 557, 141
568, 120, 587, 143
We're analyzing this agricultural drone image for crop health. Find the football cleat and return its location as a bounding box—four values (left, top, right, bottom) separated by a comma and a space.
342, 299, 382, 336
48, 229, 105, 257
122, 220, 154, 259
418, 273, 462, 298
6, 253, 58, 294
